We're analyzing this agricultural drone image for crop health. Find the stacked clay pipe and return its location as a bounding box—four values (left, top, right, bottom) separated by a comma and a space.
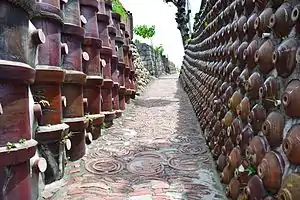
0, 0, 136, 198
31, 0, 70, 184
180, 0, 300, 199
0, 1, 47, 199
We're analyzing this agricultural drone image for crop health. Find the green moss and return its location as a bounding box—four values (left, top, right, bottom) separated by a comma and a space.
112, 0, 128, 20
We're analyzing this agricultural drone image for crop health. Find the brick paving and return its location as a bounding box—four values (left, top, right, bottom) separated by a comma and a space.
42, 74, 227, 200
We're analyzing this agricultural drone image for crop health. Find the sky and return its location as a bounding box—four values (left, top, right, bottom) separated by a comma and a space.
120, 0, 202, 68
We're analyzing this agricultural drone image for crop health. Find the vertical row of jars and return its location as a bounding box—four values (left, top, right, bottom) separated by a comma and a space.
0, 0, 49, 199
0, 0, 136, 199
180, 0, 300, 199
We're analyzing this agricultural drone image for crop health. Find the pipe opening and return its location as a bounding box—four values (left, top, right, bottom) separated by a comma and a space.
258, 165, 264, 178
254, 51, 259, 62
254, 18, 260, 30
282, 94, 289, 105
259, 87, 264, 97
291, 7, 300, 22
272, 51, 278, 64
269, 14, 276, 27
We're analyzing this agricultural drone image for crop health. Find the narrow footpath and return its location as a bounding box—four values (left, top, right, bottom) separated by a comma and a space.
42, 74, 227, 200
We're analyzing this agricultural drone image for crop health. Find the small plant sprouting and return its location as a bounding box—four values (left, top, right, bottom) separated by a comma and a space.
6, 142, 17, 150
19, 138, 26, 145
61, 131, 73, 144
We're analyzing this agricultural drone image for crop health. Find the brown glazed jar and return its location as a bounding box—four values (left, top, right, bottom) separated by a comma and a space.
238, 124, 254, 154
282, 79, 300, 118
223, 111, 235, 127
217, 153, 227, 172
229, 91, 243, 113
230, 67, 242, 84
261, 111, 284, 148
278, 173, 300, 200
237, 96, 250, 122
259, 76, 278, 99
227, 146, 242, 169
245, 175, 268, 200
245, 72, 263, 100
221, 164, 235, 184
223, 85, 234, 103
244, 13, 257, 40
236, 42, 248, 64
269, 2, 294, 38
248, 104, 267, 134
258, 151, 285, 193
243, 39, 259, 69
222, 137, 235, 156
254, 8, 273, 35
273, 38, 298, 78
283, 125, 300, 165
255, 40, 275, 74
228, 118, 243, 145
246, 135, 268, 169
227, 177, 241, 200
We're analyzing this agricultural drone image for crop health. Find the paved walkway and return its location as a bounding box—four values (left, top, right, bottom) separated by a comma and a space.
42, 74, 226, 200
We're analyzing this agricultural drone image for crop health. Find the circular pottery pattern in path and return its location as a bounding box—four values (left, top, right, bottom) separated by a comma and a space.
178, 144, 207, 155
127, 157, 165, 176
167, 155, 201, 171
85, 158, 124, 175
89, 149, 113, 159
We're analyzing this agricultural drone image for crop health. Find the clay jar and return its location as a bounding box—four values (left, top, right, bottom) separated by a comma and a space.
227, 146, 242, 169
244, 40, 259, 69
223, 85, 234, 103
282, 79, 300, 118
258, 151, 285, 193
259, 76, 278, 99
222, 137, 234, 156
245, 175, 268, 200
221, 164, 235, 184
236, 42, 248, 64
230, 67, 241, 85
228, 91, 243, 113
246, 135, 268, 169
228, 118, 243, 145
278, 173, 300, 200
238, 125, 254, 154
273, 38, 298, 78
283, 125, 300, 165
248, 104, 267, 134
269, 3, 294, 38
217, 153, 227, 172
222, 110, 235, 127
227, 177, 241, 200
237, 96, 250, 122
245, 72, 263, 100
236, 15, 247, 39
262, 111, 284, 148
254, 8, 273, 35
292, 4, 300, 33
244, 13, 257, 40
255, 40, 275, 74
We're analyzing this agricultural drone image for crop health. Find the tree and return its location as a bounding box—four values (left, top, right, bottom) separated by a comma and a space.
133, 25, 156, 40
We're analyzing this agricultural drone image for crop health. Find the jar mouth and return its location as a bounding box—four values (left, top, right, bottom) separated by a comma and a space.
254, 17, 259, 30
269, 14, 276, 28
283, 138, 292, 155
292, 6, 300, 22
281, 92, 290, 106
272, 51, 279, 64
254, 50, 259, 62
243, 23, 248, 33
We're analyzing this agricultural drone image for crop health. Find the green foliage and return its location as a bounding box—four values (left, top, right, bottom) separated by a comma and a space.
154, 45, 165, 57
134, 25, 156, 39
111, 0, 128, 20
